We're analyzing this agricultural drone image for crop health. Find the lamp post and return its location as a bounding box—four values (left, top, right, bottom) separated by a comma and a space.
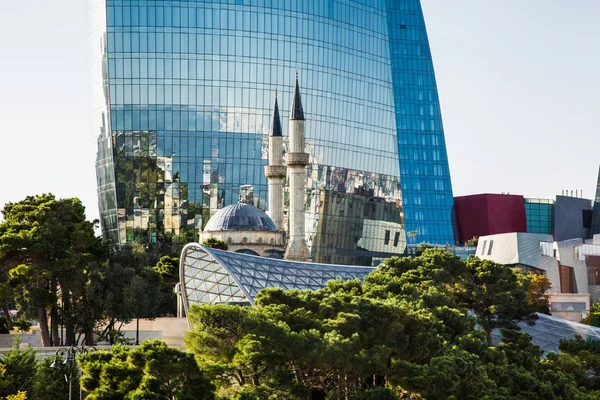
50, 345, 96, 400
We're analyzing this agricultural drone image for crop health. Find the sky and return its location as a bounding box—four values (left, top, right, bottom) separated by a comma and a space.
421, 0, 600, 200
0, 1, 599, 223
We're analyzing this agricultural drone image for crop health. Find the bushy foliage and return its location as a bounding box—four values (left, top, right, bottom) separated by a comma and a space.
78, 340, 215, 400
13, 319, 31, 334
30, 358, 73, 400
0, 338, 37, 398
84, 244, 168, 344
4, 392, 27, 400
153, 255, 180, 284
3, 244, 599, 399
582, 301, 600, 327
185, 249, 598, 399
202, 238, 229, 250
0, 194, 108, 346
0, 194, 180, 347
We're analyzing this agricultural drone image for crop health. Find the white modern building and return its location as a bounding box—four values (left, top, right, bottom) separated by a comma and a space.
476, 232, 600, 321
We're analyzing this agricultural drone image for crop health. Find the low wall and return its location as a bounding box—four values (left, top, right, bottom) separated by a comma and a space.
0, 318, 189, 355
119, 317, 188, 348
0, 332, 42, 348
0, 345, 123, 359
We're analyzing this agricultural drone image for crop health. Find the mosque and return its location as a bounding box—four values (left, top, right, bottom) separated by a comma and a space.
197, 73, 309, 261
180, 74, 377, 309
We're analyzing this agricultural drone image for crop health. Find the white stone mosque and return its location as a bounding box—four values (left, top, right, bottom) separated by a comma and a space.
198, 72, 310, 262
181, 73, 376, 308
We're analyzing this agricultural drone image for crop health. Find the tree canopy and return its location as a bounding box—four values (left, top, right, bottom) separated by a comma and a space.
184, 249, 595, 399
2, 242, 600, 398
0, 194, 107, 346
78, 340, 215, 400
0, 194, 177, 347
202, 238, 228, 250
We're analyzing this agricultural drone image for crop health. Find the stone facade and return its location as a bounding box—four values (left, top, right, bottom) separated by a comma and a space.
199, 229, 284, 257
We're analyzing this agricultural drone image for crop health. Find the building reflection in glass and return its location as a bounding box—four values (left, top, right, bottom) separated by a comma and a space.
90, 0, 453, 264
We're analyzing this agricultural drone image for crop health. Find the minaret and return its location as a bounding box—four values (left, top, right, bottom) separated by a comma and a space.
264, 90, 286, 231
284, 72, 311, 261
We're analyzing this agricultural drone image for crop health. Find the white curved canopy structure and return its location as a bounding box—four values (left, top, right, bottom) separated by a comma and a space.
492, 313, 600, 356
179, 243, 376, 312
180, 244, 600, 356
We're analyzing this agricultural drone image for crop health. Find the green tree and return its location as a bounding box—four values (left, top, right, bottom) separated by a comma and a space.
0, 337, 37, 398
186, 281, 448, 399
0, 274, 16, 331
544, 335, 600, 391
357, 387, 401, 400
184, 304, 272, 391
153, 255, 180, 284
202, 238, 228, 250
184, 249, 593, 399
459, 257, 535, 345
515, 270, 551, 315
0, 194, 107, 346
13, 318, 31, 334
86, 246, 162, 345
78, 340, 216, 400
31, 358, 72, 400
363, 249, 472, 342
465, 236, 479, 247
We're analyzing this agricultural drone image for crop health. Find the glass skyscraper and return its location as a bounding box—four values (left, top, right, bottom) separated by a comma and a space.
89, 0, 455, 264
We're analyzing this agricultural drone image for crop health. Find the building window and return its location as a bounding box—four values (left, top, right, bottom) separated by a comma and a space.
384, 230, 390, 245
481, 241, 487, 255
487, 240, 494, 255
583, 209, 593, 228
393, 232, 400, 247
550, 302, 586, 311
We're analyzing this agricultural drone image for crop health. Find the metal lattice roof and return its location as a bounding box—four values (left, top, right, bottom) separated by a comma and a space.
492, 313, 600, 356
180, 243, 375, 307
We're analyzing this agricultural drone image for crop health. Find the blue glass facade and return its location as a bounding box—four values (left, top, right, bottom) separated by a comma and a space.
385, 0, 455, 244
525, 198, 554, 235
90, 0, 455, 263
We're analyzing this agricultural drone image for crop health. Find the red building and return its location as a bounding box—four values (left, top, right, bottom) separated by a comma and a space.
454, 193, 527, 244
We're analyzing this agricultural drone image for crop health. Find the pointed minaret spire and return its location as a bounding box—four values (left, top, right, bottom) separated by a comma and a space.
264, 89, 286, 231
290, 70, 305, 121
285, 71, 311, 262
270, 89, 283, 137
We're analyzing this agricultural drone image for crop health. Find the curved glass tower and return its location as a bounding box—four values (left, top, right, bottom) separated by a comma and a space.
89, 0, 455, 264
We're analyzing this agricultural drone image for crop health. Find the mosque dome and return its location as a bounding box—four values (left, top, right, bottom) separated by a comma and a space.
204, 203, 278, 232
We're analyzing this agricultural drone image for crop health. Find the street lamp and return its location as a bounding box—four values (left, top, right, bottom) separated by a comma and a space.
50, 345, 96, 400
